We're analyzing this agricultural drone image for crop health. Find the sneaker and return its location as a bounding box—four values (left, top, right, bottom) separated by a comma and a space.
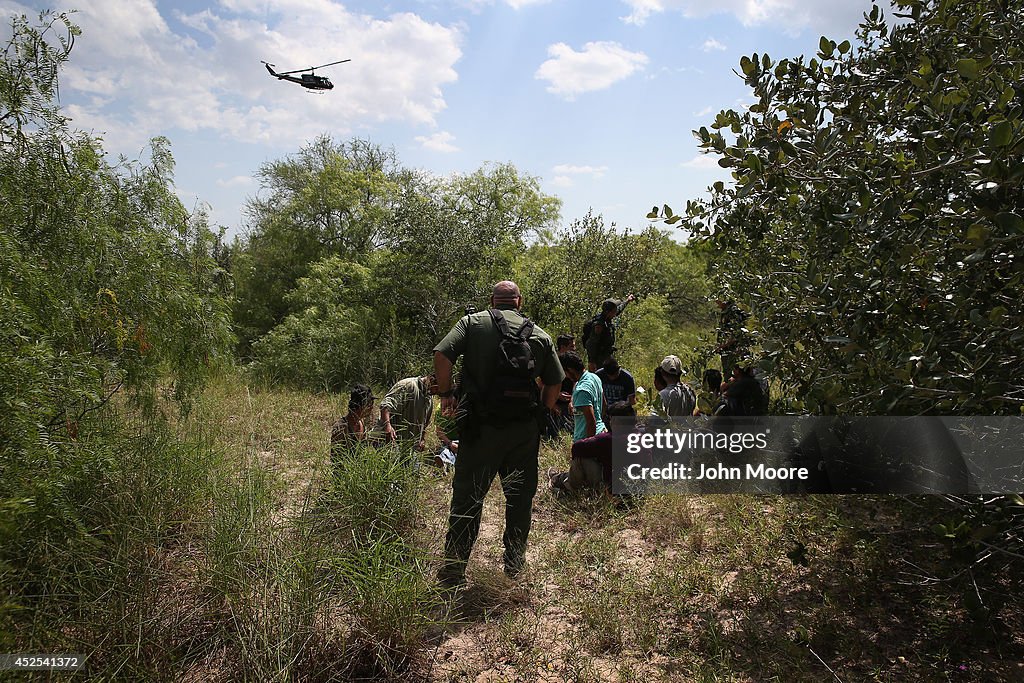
547, 467, 569, 493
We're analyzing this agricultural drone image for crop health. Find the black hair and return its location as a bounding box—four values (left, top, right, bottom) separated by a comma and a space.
348, 384, 374, 413
703, 368, 723, 393
601, 299, 618, 313
556, 333, 575, 349
559, 351, 585, 373
602, 357, 620, 374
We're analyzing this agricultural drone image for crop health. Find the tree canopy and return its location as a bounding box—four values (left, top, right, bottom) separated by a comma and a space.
236, 137, 566, 387
1, 12, 232, 454
661, 0, 1023, 415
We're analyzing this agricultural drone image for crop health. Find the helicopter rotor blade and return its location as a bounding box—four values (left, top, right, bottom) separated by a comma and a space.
311, 58, 352, 70
274, 58, 351, 75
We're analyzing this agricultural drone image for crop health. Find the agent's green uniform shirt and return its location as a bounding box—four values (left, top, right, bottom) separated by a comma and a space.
375, 376, 434, 444
434, 306, 565, 409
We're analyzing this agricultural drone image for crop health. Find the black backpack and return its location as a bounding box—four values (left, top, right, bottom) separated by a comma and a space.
485, 309, 539, 420
581, 314, 603, 347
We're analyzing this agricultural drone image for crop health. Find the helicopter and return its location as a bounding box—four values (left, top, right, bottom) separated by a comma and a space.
261, 58, 351, 90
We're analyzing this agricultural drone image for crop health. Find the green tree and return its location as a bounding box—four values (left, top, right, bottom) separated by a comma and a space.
245, 157, 561, 390
232, 137, 410, 350
385, 162, 562, 338
1, 13, 232, 434
665, 0, 1023, 415
251, 258, 377, 390
1, 11, 232, 654
517, 212, 713, 351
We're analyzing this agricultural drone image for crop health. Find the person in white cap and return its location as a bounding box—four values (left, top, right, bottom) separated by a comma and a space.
655, 355, 696, 417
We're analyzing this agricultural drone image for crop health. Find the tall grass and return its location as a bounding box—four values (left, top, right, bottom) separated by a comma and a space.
0, 408, 229, 678
1, 379, 449, 680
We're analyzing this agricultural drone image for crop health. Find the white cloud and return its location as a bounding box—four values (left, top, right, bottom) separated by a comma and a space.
701, 37, 727, 52
552, 164, 608, 178
680, 154, 720, 169
454, 0, 552, 10
415, 131, 460, 153
63, 103, 151, 154
535, 41, 648, 100
505, 0, 553, 7
693, 105, 714, 117
549, 163, 608, 188
17, 0, 463, 155
620, 0, 665, 26
216, 175, 254, 187
620, 0, 871, 37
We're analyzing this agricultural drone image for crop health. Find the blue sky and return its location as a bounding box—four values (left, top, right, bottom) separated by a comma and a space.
2, 0, 876, 238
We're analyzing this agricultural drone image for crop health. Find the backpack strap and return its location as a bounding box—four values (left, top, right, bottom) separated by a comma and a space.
489, 308, 533, 340
488, 308, 511, 337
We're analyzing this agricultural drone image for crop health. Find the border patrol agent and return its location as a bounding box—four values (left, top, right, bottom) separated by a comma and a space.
433, 280, 564, 587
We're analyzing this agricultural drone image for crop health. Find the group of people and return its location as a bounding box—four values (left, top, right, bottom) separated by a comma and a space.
329, 280, 767, 590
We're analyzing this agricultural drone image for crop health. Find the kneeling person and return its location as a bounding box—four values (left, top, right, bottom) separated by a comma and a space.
330, 384, 376, 459
549, 401, 636, 494
375, 373, 438, 450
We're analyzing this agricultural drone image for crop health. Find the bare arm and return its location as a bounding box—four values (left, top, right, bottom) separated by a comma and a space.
434, 351, 453, 393
379, 407, 396, 442
542, 382, 560, 411
434, 350, 456, 416
580, 404, 597, 438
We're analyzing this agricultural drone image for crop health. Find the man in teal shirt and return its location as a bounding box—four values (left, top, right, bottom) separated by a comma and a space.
560, 351, 606, 441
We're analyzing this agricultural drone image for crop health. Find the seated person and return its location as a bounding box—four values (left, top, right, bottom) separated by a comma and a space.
330, 384, 375, 457
561, 351, 606, 441
718, 366, 767, 416
555, 336, 577, 433
548, 401, 635, 494
542, 355, 575, 440
596, 357, 636, 406
694, 368, 723, 415
655, 355, 696, 417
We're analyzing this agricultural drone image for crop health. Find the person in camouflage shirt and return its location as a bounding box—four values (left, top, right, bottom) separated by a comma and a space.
716, 299, 750, 374
374, 374, 438, 451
